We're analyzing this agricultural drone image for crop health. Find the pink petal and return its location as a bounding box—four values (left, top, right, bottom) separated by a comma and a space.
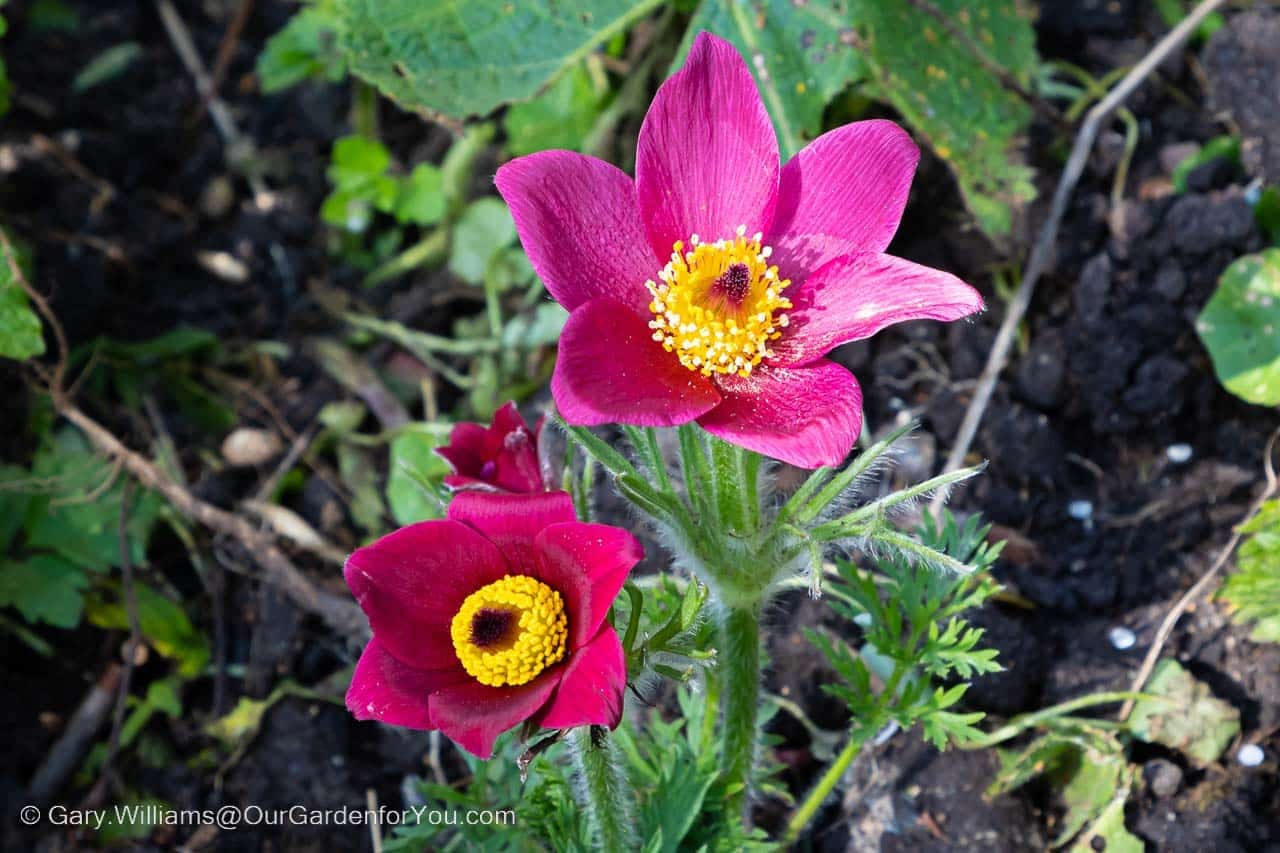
346, 638, 468, 730
635, 31, 779, 259
553, 298, 721, 427
770, 252, 985, 367
496, 151, 656, 314
428, 673, 560, 759
536, 522, 642, 647
437, 422, 488, 487
447, 491, 578, 573
698, 360, 863, 468
535, 627, 627, 730
768, 121, 919, 280
344, 520, 508, 670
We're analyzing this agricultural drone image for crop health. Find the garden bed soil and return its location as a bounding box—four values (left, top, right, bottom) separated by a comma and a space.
2, 1, 1278, 851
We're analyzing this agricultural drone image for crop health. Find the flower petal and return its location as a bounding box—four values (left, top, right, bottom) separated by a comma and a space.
447, 491, 578, 573
536, 522, 642, 647
428, 673, 560, 759
698, 360, 863, 468
535, 627, 627, 730
770, 252, 985, 367
437, 422, 488, 488
496, 151, 656, 313
768, 120, 919, 279
344, 520, 508, 670
553, 298, 721, 427
346, 638, 468, 730
635, 31, 779, 259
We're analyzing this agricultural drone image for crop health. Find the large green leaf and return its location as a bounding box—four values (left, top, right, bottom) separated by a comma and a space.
855, 0, 1038, 239
336, 0, 661, 120
1129, 658, 1240, 764
678, 0, 868, 158
0, 554, 88, 628
1196, 249, 1280, 406
1220, 498, 1280, 643
386, 428, 450, 526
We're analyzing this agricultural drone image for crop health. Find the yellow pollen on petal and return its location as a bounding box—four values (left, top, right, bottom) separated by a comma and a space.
449, 575, 568, 687
644, 226, 792, 378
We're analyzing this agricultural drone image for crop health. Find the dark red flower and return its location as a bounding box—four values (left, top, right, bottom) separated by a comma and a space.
436, 401, 545, 493
345, 491, 640, 759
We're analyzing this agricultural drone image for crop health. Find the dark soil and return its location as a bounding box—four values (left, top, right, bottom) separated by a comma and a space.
2, 1, 1278, 852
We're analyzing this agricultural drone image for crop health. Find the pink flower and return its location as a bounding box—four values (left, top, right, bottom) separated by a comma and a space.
496, 32, 983, 469
344, 491, 640, 759
437, 401, 546, 493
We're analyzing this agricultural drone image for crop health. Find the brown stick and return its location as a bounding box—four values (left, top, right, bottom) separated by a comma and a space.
931, 0, 1231, 512
28, 665, 122, 804
59, 402, 368, 641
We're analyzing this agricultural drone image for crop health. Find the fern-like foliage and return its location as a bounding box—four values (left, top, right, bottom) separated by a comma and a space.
1220, 498, 1280, 643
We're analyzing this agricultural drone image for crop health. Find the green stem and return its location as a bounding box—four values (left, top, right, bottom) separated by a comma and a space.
784, 726, 871, 842
711, 438, 750, 534
719, 603, 763, 822
569, 727, 636, 852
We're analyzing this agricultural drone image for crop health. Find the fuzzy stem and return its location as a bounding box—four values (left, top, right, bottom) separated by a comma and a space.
718, 602, 763, 822
569, 726, 636, 852
711, 438, 751, 535
784, 726, 870, 842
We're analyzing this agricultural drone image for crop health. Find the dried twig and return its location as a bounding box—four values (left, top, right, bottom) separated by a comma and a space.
28, 665, 122, 803
932, 0, 1231, 512
1118, 427, 1280, 720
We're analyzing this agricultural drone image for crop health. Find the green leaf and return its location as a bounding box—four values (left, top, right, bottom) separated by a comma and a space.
0, 231, 44, 361
386, 428, 450, 525
1129, 658, 1240, 764
257, 1, 347, 93
1196, 248, 1280, 406
678, 0, 868, 158
393, 163, 445, 226
1068, 772, 1143, 853
86, 582, 210, 677
448, 198, 517, 285
1254, 186, 1280, 247
856, 0, 1038, 239
72, 42, 142, 92
1171, 135, 1240, 193
0, 554, 88, 628
337, 444, 386, 535
335, 0, 661, 120
503, 63, 609, 157
1220, 498, 1280, 642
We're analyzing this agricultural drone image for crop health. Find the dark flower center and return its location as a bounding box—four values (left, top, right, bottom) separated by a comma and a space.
712, 262, 752, 304
470, 607, 514, 648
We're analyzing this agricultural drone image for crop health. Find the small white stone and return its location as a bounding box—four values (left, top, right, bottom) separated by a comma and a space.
1166, 443, 1193, 464
1068, 500, 1094, 520
1237, 744, 1265, 767
1108, 626, 1137, 650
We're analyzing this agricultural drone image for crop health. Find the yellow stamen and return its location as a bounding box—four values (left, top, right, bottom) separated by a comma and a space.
450, 575, 568, 687
645, 225, 792, 378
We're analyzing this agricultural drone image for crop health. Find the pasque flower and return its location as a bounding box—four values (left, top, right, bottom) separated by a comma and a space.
437, 401, 545, 493
345, 491, 640, 758
496, 32, 983, 468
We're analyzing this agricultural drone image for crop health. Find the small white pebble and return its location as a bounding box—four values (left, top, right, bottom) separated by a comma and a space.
1068, 500, 1094, 520
1108, 626, 1137, 650
1166, 443, 1193, 464
1237, 744, 1264, 767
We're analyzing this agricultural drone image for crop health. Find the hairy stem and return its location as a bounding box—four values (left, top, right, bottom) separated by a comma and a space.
718, 603, 763, 822
569, 726, 636, 852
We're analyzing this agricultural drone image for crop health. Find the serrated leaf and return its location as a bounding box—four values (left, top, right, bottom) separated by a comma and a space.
1196, 248, 1280, 406
0, 554, 88, 628
0, 231, 44, 361
335, 0, 660, 120
858, 0, 1038, 239
1129, 658, 1240, 764
677, 0, 868, 158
